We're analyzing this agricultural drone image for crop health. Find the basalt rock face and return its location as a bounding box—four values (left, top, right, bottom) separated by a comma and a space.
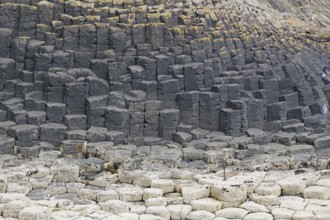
0, 0, 329, 153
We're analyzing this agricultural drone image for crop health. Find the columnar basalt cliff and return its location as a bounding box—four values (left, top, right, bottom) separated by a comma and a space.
0, 0, 329, 159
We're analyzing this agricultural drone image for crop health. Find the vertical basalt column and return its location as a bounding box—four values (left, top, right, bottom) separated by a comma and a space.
0, 4, 19, 34
90, 59, 109, 81
144, 100, 163, 137
37, 1, 54, 25
128, 65, 146, 90
132, 24, 146, 45
266, 102, 288, 132
25, 40, 45, 71
79, 24, 96, 52
199, 92, 220, 131
204, 66, 214, 89
53, 1, 64, 20
0, 28, 12, 58
259, 78, 280, 104
109, 62, 131, 92
137, 56, 157, 80
105, 106, 129, 138
86, 76, 109, 97
74, 51, 95, 68
139, 80, 158, 100
11, 37, 30, 71
163, 26, 174, 47
96, 23, 110, 51
247, 99, 266, 130
159, 109, 180, 140
184, 62, 205, 91
228, 100, 248, 135
220, 108, 242, 137
125, 90, 146, 138
146, 23, 164, 50
63, 26, 79, 51
158, 79, 180, 108
110, 27, 126, 52
86, 95, 108, 128
156, 54, 170, 76
19, 5, 38, 37
35, 53, 53, 71
64, 82, 89, 114
177, 91, 200, 128
0, 59, 16, 91
53, 50, 70, 69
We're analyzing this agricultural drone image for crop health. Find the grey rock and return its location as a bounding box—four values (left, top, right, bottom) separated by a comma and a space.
66, 130, 87, 140
172, 132, 193, 144
105, 106, 129, 137
86, 126, 107, 142
8, 124, 39, 142
64, 114, 87, 130
46, 102, 66, 123
0, 136, 15, 154
40, 123, 67, 145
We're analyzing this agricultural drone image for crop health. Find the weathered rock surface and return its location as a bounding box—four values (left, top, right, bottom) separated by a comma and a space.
0, 153, 328, 219
0, 0, 329, 219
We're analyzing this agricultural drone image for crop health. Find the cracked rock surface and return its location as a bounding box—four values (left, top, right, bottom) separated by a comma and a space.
0, 0, 330, 219
0, 152, 329, 220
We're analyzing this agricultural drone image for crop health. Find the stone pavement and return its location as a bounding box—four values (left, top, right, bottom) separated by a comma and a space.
0, 149, 329, 220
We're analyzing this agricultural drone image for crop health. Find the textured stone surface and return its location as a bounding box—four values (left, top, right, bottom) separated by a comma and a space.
0, 0, 328, 152
0, 0, 329, 219
0, 154, 327, 219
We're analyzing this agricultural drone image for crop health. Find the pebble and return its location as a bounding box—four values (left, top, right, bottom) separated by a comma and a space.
243, 212, 273, 220
191, 198, 222, 213
292, 210, 317, 220
271, 207, 295, 219
216, 208, 248, 219
239, 201, 269, 213
187, 210, 215, 220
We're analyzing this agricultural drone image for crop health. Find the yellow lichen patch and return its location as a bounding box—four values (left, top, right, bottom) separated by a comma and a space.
123, 0, 135, 7
86, 16, 101, 22
147, 13, 160, 21
133, 23, 145, 29
209, 11, 218, 22
119, 13, 136, 24
171, 26, 184, 36
97, 0, 112, 3
200, 37, 212, 50
112, 0, 124, 5
211, 30, 221, 38
81, 3, 94, 10
186, 25, 203, 36
203, 5, 211, 13
51, 21, 63, 28
178, 15, 188, 24
21, 5, 37, 11
232, 38, 242, 45
147, 22, 165, 28
66, 0, 82, 7
160, 11, 172, 20
213, 38, 225, 49
200, 36, 211, 43
131, 5, 147, 13
104, 17, 119, 25
37, 1, 54, 7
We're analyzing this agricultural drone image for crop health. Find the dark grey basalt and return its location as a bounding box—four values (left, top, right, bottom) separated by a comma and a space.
0, 0, 329, 161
